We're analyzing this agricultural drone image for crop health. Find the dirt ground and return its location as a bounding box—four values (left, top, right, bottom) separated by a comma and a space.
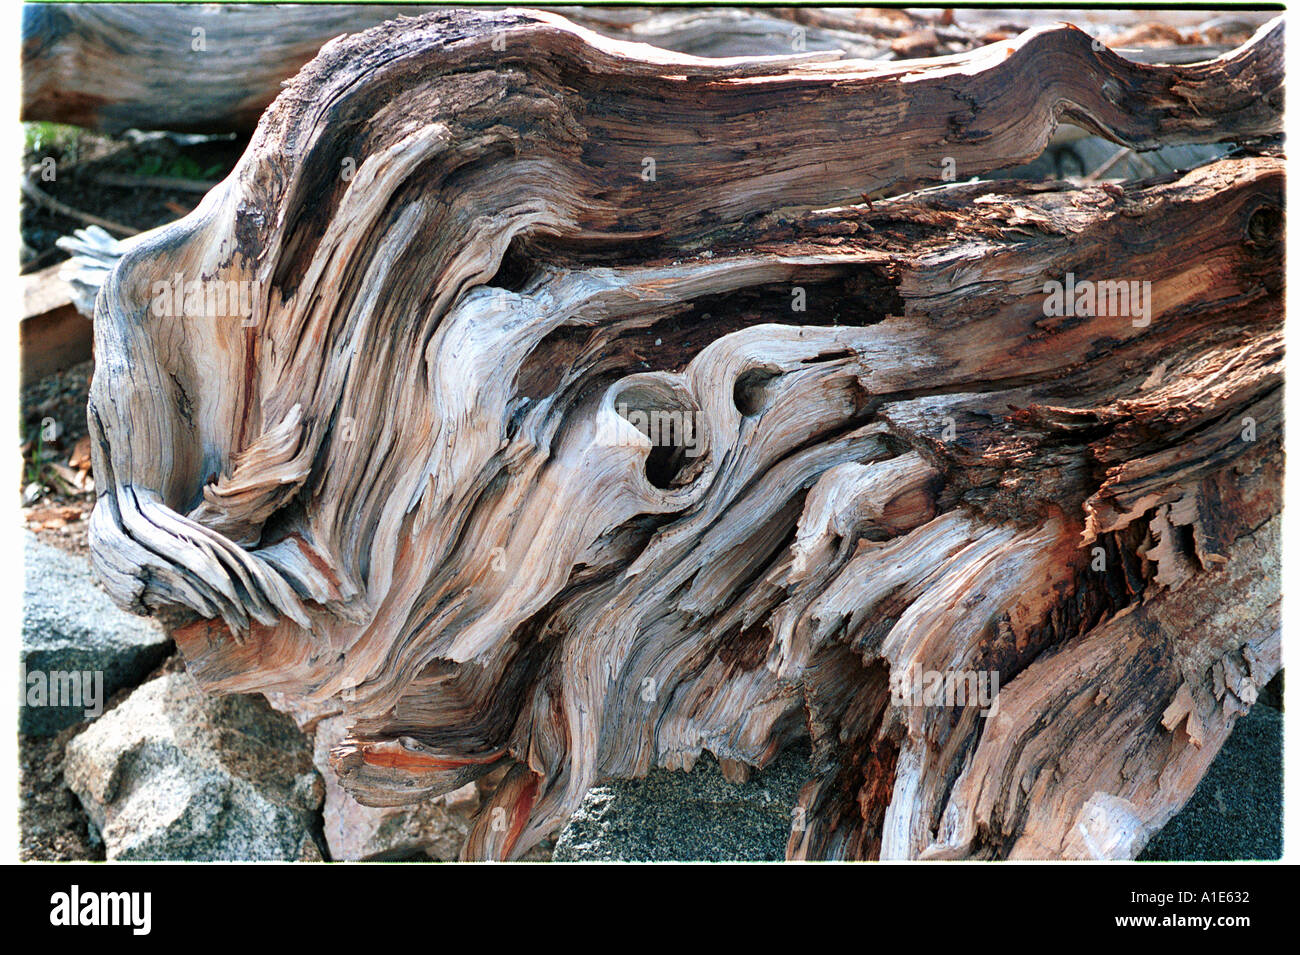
21, 359, 95, 554
19, 727, 104, 861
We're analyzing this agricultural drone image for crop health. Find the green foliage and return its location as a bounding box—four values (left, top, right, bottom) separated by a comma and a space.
23, 121, 83, 159
129, 153, 224, 181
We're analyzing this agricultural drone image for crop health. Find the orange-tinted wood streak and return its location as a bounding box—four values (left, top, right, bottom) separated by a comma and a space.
504, 773, 541, 859
357, 743, 505, 772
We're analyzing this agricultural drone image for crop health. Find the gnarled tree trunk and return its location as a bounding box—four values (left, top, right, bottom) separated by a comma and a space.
86, 9, 1283, 860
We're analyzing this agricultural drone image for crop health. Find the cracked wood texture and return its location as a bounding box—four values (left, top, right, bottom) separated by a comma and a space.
86, 10, 1283, 860
17, 4, 939, 133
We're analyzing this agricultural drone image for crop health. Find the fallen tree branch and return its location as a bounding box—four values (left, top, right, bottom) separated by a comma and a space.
89, 171, 220, 194
20, 177, 139, 236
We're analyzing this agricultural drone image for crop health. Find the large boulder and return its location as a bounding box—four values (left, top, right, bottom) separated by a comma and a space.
20, 532, 170, 735
64, 672, 325, 860
553, 748, 809, 862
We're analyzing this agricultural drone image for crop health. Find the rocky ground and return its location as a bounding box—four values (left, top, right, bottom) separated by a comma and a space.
19, 527, 552, 862
1138, 698, 1284, 861
554, 746, 811, 862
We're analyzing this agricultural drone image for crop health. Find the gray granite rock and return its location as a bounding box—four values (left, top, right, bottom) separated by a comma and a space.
21, 532, 170, 735
65, 671, 325, 860
553, 747, 809, 862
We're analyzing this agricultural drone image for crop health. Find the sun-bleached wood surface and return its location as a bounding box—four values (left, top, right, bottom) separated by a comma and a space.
85, 9, 1282, 860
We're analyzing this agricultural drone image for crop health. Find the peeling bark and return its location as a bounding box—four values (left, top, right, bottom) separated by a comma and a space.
86, 10, 1283, 860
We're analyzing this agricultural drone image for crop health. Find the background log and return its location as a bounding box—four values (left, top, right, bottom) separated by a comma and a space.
23, 4, 1272, 133
21, 3, 433, 133
85, 9, 1282, 860
20, 263, 89, 386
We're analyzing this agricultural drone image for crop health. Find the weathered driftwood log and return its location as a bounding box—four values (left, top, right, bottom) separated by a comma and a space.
23, 4, 1269, 134
21, 2, 899, 133
87, 10, 1282, 860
